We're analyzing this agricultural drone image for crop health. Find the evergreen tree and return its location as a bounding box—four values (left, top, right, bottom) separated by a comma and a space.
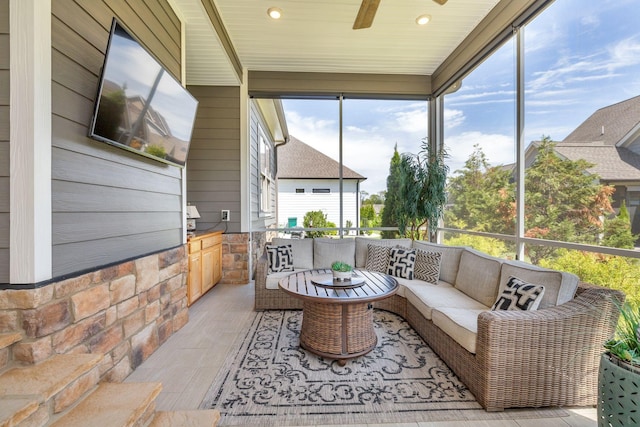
603, 200, 638, 249
524, 136, 614, 262
445, 144, 515, 235
619, 198, 631, 223
381, 145, 402, 238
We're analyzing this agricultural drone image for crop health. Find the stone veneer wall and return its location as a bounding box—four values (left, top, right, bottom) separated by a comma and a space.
0, 246, 188, 382
221, 233, 250, 284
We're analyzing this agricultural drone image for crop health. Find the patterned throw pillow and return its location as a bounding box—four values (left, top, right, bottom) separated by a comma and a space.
414, 249, 442, 283
387, 246, 416, 279
265, 244, 294, 274
365, 244, 390, 273
491, 276, 545, 311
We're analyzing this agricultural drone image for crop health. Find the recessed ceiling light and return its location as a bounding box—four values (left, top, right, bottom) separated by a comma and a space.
267, 7, 282, 20
416, 14, 431, 25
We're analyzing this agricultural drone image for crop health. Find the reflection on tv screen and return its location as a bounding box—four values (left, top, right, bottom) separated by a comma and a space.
89, 19, 198, 168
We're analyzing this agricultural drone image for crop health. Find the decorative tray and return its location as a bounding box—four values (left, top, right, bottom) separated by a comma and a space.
311, 276, 366, 289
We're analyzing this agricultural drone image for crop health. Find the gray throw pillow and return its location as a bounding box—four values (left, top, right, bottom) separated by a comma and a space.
414, 249, 442, 283
365, 244, 390, 273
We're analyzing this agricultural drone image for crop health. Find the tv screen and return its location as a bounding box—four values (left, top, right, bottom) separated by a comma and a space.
88, 19, 198, 168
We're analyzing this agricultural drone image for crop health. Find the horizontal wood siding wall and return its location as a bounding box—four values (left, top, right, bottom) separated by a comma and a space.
187, 86, 241, 233
249, 100, 277, 232
249, 101, 260, 229
277, 179, 359, 229
51, 0, 184, 277
0, 0, 8, 282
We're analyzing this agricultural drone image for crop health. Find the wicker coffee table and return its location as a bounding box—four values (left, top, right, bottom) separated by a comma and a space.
278, 268, 398, 365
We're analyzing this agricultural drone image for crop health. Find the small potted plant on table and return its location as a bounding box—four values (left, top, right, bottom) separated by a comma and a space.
331, 261, 353, 281
598, 301, 640, 426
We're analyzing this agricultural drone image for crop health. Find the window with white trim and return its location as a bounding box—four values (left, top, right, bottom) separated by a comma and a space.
259, 130, 274, 215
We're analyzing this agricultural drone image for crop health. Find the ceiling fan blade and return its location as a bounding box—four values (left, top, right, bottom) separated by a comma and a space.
353, 0, 381, 30
433, 0, 448, 4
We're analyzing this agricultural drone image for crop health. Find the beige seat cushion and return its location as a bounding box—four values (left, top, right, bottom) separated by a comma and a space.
411, 241, 465, 284
313, 238, 356, 269
272, 238, 314, 269
265, 269, 307, 290
403, 282, 487, 320
392, 277, 431, 298
499, 260, 579, 309
454, 248, 502, 307
355, 237, 412, 268
432, 308, 488, 354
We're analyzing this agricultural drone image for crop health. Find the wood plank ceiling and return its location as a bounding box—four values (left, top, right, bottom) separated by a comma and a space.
170, 0, 501, 86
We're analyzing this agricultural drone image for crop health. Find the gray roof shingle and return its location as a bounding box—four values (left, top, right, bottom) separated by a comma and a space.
277, 136, 366, 180
554, 144, 640, 181
555, 95, 640, 181
563, 95, 640, 146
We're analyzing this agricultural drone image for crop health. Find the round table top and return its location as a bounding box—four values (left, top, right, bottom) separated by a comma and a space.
278, 268, 398, 304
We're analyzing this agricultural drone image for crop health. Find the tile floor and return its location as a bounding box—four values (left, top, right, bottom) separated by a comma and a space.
125, 282, 598, 427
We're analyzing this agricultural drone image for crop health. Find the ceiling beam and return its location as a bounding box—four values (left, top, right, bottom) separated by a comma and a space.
248, 71, 431, 99
200, 0, 243, 84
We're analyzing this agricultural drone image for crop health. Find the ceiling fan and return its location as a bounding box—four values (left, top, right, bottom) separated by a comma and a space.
353, 0, 448, 30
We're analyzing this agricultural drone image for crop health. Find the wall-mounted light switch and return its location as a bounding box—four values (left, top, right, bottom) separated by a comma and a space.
221, 210, 230, 221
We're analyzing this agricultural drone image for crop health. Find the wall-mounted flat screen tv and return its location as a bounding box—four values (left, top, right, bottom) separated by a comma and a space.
88, 19, 198, 168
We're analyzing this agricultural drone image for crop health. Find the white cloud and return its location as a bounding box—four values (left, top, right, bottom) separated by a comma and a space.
608, 37, 640, 69
445, 131, 515, 175
392, 107, 428, 134
444, 108, 465, 130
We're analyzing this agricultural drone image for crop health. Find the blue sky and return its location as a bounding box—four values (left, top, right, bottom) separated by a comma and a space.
283, 0, 640, 195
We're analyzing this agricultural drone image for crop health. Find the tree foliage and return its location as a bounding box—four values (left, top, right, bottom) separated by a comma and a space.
445, 144, 515, 235
603, 200, 638, 249
394, 139, 449, 240
444, 234, 511, 258
359, 204, 377, 235
303, 210, 330, 238
540, 250, 640, 305
380, 145, 402, 238
445, 138, 640, 304
524, 137, 614, 263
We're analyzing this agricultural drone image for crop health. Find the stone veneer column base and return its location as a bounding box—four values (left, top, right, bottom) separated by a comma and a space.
0, 246, 189, 383
220, 233, 249, 284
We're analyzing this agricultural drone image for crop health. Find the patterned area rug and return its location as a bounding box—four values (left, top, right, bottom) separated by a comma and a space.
200, 310, 567, 426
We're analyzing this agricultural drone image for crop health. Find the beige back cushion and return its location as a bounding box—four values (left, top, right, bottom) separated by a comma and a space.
313, 238, 356, 269
454, 248, 503, 307
271, 238, 314, 269
411, 241, 465, 284
499, 261, 579, 309
355, 237, 412, 268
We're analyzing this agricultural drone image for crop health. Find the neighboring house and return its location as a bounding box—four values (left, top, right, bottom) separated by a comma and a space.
276, 136, 366, 233
525, 95, 640, 240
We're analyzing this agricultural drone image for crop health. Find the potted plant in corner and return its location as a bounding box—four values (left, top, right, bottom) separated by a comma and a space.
331, 261, 353, 281
598, 301, 640, 427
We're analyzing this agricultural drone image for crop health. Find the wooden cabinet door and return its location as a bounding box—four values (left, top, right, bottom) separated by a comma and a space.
212, 244, 222, 285
202, 247, 215, 293
188, 252, 202, 305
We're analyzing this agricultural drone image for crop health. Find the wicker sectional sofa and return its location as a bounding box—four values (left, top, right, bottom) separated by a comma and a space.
255, 236, 623, 411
